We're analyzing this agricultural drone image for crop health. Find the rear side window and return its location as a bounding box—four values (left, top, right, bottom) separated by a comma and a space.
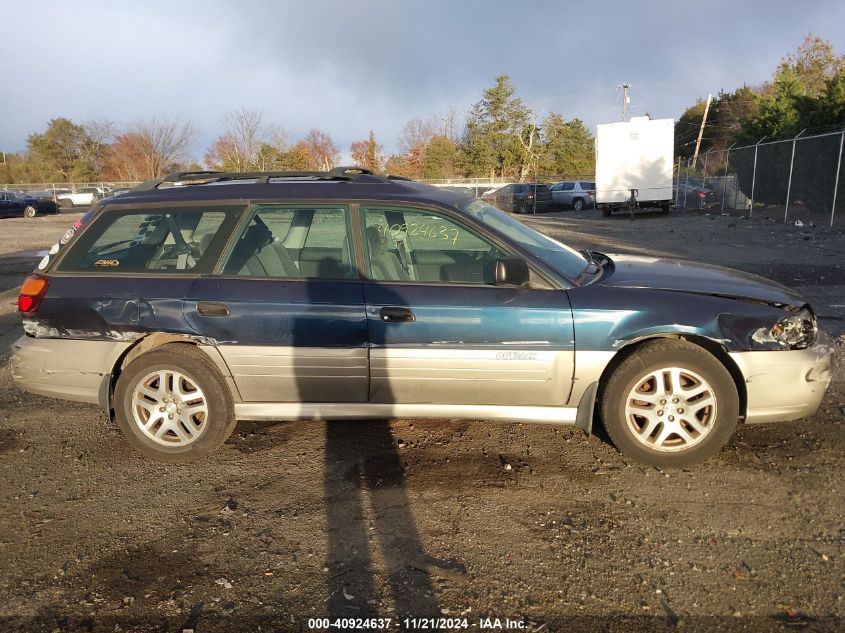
58, 206, 239, 273
221, 205, 356, 280
580, 182, 595, 190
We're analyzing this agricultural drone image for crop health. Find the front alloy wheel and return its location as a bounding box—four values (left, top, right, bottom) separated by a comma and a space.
623, 367, 716, 452
601, 340, 738, 467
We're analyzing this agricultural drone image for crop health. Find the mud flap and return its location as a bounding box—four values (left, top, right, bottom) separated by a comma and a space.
575, 381, 599, 435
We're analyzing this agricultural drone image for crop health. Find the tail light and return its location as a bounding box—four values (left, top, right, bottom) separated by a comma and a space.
18, 275, 50, 314
528, 193, 534, 199
587, 190, 595, 196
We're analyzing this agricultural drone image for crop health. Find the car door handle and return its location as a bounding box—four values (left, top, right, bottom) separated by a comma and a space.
197, 301, 230, 317
380, 306, 415, 323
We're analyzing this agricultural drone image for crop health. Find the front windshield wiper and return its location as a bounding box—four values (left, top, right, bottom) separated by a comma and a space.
579, 249, 604, 274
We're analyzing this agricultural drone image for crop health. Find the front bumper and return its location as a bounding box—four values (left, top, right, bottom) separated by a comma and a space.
729, 333, 835, 423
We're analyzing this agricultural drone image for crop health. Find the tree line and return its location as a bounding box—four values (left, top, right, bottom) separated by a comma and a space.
0, 75, 595, 185
675, 35, 844, 157
675, 35, 845, 209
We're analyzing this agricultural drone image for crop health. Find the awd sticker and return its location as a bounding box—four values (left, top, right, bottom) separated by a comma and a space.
94, 259, 120, 267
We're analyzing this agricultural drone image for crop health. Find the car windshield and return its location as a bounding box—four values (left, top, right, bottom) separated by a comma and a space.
463, 199, 589, 280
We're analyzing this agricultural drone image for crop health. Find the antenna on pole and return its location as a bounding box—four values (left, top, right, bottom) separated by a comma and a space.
618, 83, 632, 121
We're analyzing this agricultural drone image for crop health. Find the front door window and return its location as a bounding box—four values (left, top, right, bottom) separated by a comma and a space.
361, 206, 507, 284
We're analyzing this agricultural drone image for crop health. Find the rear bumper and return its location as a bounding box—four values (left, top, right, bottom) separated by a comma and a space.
11, 335, 130, 407
729, 334, 834, 423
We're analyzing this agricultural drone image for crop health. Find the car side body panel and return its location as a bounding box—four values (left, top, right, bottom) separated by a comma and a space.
183, 277, 369, 403
364, 282, 575, 406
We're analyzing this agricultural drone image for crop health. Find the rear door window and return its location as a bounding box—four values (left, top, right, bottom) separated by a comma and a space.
57, 206, 241, 273
579, 181, 595, 190
221, 205, 356, 280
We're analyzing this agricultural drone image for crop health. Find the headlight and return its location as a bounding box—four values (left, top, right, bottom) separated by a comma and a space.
751, 307, 817, 350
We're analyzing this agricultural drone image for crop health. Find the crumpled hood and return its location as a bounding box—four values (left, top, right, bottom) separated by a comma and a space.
601, 253, 806, 306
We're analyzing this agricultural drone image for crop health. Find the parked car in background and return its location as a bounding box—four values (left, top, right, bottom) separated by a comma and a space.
550, 181, 596, 210
56, 186, 110, 209
0, 191, 59, 217
674, 183, 718, 209
490, 183, 552, 214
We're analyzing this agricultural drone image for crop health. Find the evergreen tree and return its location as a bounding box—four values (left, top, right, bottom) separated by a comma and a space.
421, 136, 458, 179
459, 75, 532, 178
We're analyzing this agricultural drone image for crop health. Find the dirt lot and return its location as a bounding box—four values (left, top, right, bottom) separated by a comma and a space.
0, 208, 843, 632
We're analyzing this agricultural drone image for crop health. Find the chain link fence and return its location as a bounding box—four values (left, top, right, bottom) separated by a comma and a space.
678, 129, 845, 228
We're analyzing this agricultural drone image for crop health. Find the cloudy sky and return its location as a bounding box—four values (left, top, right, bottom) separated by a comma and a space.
2, 0, 844, 161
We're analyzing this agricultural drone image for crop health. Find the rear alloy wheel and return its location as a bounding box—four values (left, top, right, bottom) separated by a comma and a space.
114, 344, 236, 463
572, 197, 585, 211
23, 205, 37, 218
600, 340, 738, 468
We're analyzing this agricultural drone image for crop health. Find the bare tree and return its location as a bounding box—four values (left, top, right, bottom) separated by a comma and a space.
517, 116, 539, 183
265, 124, 290, 152
130, 117, 197, 178
224, 106, 262, 169
398, 118, 437, 156
303, 129, 339, 171
439, 105, 460, 140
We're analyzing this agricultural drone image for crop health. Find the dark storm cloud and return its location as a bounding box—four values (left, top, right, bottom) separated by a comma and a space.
1, 0, 843, 159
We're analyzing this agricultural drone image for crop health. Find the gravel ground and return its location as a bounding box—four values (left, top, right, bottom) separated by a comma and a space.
0, 207, 843, 632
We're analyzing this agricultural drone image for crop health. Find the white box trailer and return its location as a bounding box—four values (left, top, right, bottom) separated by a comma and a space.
595, 116, 674, 215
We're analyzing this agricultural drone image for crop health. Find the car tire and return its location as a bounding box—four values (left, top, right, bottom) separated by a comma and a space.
599, 339, 738, 468
60, 199, 73, 209
23, 205, 37, 218
114, 344, 237, 463
572, 197, 585, 211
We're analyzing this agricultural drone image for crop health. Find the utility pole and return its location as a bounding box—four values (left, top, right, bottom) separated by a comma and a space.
618, 83, 631, 121
691, 93, 712, 168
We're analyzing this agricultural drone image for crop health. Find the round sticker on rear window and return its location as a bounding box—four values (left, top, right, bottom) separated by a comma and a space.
59, 228, 75, 245
37, 255, 50, 270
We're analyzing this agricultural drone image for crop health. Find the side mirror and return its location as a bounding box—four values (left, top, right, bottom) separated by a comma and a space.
495, 257, 530, 287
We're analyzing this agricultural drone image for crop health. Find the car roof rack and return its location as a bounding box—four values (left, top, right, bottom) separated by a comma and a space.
133, 166, 376, 191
